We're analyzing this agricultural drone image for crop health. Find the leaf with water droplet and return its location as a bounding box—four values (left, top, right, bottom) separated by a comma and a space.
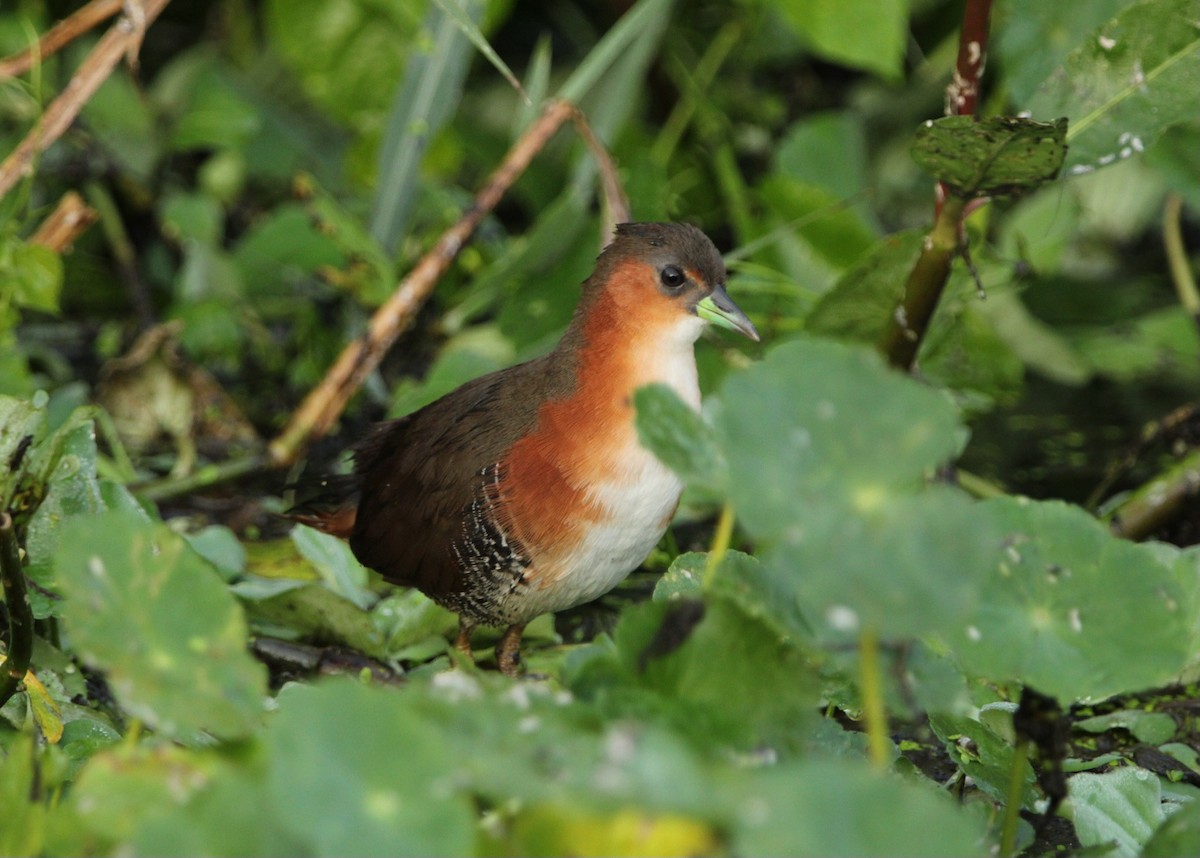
954, 498, 1191, 702
55, 511, 266, 741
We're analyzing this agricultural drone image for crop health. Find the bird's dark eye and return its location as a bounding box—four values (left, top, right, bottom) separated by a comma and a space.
660, 265, 686, 290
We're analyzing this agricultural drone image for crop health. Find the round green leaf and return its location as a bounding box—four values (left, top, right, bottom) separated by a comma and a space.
717, 337, 964, 541
55, 511, 266, 740
766, 488, 1003, 643
954, 498, 1191, 702
731, 758, 988, 856
266, 681, 474, 857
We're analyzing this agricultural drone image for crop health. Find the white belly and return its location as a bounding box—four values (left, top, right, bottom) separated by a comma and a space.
502, 325, 702, 622
516, 450, 683, 619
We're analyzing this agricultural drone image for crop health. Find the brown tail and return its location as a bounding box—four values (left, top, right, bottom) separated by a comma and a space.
282, 473, 359, 539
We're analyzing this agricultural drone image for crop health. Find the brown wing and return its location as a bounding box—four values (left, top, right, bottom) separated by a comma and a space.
348, 352, 568, 599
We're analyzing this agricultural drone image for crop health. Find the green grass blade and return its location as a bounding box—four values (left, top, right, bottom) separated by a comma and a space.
370, 0, 482, 255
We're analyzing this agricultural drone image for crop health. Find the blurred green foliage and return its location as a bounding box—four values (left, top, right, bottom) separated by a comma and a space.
2, 0, 1200, 855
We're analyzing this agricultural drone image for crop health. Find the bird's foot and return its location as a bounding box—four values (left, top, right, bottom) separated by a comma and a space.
495, 623, 526, 677
453, 619, 476, 665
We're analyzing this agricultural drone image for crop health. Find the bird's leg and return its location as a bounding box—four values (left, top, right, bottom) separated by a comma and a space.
495, 623, 526, 677
454, 617, 476, 664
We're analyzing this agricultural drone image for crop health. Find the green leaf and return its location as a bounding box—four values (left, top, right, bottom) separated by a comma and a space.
183, 525, 246, 582
930, 713, 1037, 808
634, 383, 726, 494
132, 762, 299, 858
571, 596, 819, 752
6, 242, 63, 314
954, 498, 1191, 702
995, 0, 1132, 104
0, 395, 44, 508
975, 290, 1091, 386
266, 681, 475, 857
1070, 306, 1200, 383
758, 176, 879, 271
654, 550, 811, 643
0, 735, 46, 857
1028, 0, 1200, 175
55, 511, 266, 740
291, 524, 374, 610
232, 204, 348, 297
1075, 710, 1179, 745
775, 111, 871, 207
160, 191, 225, 246
24, 418, 107, 617
557, 0, 675, 104
370, 0, 482, 253
805, 231, 923, 342
921, 302, 1026, 408
241, 583, 386, 658
370, 588, 457, 661
70, 744, 222, 844
772, 489, 1004, 643
1144, 798, 1200, 858
264, 0, 425, 130
165, 66, 262, 153
774, 0, 909, 79
912, 116, 1068, 198
730, 758, 987, 856
81, 71, 161, 180
717, 338, 963, 540
1069, 766, 1166, 857
389, 325, 515, 417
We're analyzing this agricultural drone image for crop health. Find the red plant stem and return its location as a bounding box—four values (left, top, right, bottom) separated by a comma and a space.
946, 0, 992, 118
883, 0, 993, 371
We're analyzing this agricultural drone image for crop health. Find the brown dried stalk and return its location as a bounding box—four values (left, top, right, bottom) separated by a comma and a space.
0, 0, 125, 79
29, 190, 98, 251
0, 0, 170, 201
269, 99, 628, 467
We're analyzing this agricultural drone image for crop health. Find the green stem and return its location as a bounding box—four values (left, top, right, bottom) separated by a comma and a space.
133, 453, 267, 503
651, 21, 742, 166
0, 512, 33, 708
1163, 193, 1199, 322
955, 468, 1006, 499
859, 626, 890, 770
879, 195, 967, 370
702, 501, 735, 589
1106, 447, 1200, 540
999, 738, 1030, 857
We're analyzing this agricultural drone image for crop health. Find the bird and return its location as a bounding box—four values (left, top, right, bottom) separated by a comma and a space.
289, 222, 759, 675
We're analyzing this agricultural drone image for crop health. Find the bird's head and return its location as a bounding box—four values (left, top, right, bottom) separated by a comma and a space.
579, 222, 760, 345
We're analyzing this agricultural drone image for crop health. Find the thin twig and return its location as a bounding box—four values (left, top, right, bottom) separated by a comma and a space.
29, 190, 98, 251
0, 0, 170, 201
568, 105, 630, 232
0, 0, 124, 79
269, 99, 627, 467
